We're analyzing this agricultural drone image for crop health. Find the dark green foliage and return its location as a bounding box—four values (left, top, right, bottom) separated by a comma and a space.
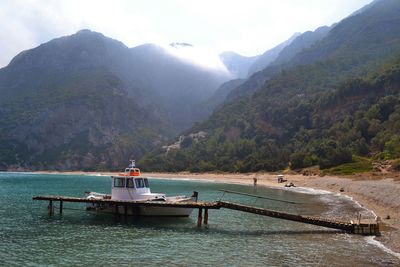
383, 135, 400, 159
315, 140, 353, 169
322, 157, 373, 175
290, 151, 315, 170
141, 53, 400, 172
180, 136, 194, 149
0, 69, 169, 170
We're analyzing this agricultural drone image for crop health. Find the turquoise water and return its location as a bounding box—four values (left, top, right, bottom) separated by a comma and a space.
0, 172, 399, 266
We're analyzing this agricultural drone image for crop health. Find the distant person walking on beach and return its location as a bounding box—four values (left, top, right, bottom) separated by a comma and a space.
253, 177, 257, 187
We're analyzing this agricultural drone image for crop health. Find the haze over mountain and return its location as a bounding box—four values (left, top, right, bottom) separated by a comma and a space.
205, 78, 246, 110
141, 0, 400, 173
212, 25, 333, 105
219, 52, 259, 79
271, 25, 332, 66
218, 0, 396, 105
0, 30, 231, 170
128, 42, 232, 130
247, 33, 300, 76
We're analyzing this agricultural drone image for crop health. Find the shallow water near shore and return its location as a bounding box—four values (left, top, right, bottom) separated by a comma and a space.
0, 172, 399, 266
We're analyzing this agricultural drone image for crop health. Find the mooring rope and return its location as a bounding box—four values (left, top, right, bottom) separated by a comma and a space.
219, 189, 302, 204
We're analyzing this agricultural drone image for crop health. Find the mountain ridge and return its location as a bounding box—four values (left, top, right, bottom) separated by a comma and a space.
247, 33, 300, 76
0, 30, 231, 170
140, 0, 400, 173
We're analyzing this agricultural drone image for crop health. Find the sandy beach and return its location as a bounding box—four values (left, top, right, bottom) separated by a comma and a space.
138, 171, 400, 255
34, 170, 400, 255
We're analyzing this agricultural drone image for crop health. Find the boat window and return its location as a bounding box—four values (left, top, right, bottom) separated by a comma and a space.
114, 178, 125, 188
135, 178, 145, 188
126, 178, 135, 188
144, 178, 149, 188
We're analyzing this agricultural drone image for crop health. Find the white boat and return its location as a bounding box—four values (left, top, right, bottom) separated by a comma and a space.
85, 161, 196, 217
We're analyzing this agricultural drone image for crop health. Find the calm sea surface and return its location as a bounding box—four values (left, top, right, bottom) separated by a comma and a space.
0, 172, 399, 266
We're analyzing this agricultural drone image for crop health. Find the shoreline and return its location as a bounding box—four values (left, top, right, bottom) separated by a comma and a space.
28, 170, 400, 255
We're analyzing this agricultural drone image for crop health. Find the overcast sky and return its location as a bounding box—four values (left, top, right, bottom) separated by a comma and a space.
0, 0, 373, 68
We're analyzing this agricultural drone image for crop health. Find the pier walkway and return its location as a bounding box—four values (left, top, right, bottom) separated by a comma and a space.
32, 195, 219, 209
33, 194, 379, 235
218, 201, 354, 231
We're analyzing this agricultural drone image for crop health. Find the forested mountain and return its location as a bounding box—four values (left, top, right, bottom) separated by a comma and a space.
140, 0, 400, 172
271, 26, 331, 66
224, 0, 400, 104
2, 0, 399, 172
218, 28, 324, 100
219, 25, 332, 103
206, 79, 246, 109
247, 33, 299, 76
0, 30, 230, 170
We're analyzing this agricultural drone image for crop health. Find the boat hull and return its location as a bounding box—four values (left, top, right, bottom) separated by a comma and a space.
139, 206, 192, 217
85, 193, 195, 217
87, 203, 193, 217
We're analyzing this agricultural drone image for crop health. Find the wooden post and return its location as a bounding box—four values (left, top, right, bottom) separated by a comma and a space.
114, 204, 119, 220
48, 200, 54, 215
124, 204, 128, 221
59, 200, 63, 214
197, 208, 203, 227
204, 208, 208, 226
132, 205, 140, 221
192, 191, 198, 202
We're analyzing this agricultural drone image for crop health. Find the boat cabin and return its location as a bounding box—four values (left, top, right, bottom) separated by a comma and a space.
111, 169, 165, 201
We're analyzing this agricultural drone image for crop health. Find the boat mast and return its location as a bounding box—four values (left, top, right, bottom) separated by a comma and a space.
129, 159, 136, 168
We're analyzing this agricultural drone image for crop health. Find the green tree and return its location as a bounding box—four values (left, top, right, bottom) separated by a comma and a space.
316, 140, 353, 169
384, 135, 400, 159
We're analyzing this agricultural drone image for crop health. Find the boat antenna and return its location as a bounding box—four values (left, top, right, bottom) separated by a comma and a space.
129, 159, 136, 168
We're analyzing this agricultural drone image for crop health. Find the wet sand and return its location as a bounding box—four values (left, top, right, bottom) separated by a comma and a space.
34, 170, 400, 254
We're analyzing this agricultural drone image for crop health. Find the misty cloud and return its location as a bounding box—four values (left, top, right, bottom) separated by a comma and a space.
0, 0, 373, 68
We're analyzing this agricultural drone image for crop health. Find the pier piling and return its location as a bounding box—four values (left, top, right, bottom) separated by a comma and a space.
114, 204, 119, 220
197, 208, 203, 227
132, 206, 141, 221
47, 200, 54, 215
124, 204, 128, 220
204, 208, 209, 226
59, 200, 63, 214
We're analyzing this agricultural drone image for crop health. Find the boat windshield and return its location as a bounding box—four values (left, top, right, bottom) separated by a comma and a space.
135, 178, 149, 188
114, 177, 125, 188
126, 178, 135, 188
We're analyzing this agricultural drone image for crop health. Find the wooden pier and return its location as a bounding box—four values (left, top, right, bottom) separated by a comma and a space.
218, 201, 354, 232
33, 195, 220, 227
33, 194, 379, 235
33, 195, 220, 209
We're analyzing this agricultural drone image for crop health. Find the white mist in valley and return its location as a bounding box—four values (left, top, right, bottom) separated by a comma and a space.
162, 42, 232, 75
